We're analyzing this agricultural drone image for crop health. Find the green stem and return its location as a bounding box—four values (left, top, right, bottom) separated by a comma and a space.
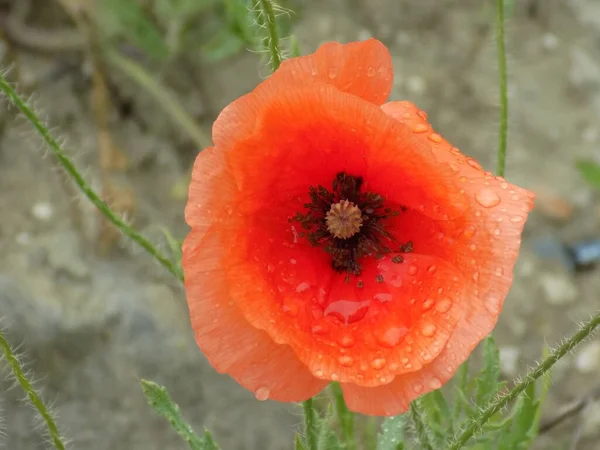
256, 0, 282, 72
0, 329, 66, 450
447, 312, 600, 450
104, 49, 210, 150
410, 400, 434, 450
302, 399, 318, 450
330, 382, 355, 449
495, 0, 508, 177
0, 73, 184, 282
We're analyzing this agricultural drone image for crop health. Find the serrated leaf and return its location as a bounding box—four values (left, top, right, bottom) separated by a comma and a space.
475, 335, 502, 406
497, 382, 539, 450
419, 390, 451, 445
141, 380, 219, 450
576, 160, 600, 190
377, 415, 406, 450
295, 433, 307, 450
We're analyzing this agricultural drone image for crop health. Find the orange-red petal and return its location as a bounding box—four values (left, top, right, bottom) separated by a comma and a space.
261, 38, 394, 105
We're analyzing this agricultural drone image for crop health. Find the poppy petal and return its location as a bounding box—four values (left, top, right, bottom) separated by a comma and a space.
260, 38, 394, 105
183, 227, 328, 402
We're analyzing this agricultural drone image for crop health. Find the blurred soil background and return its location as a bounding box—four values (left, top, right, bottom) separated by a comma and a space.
1, 0, 600, 449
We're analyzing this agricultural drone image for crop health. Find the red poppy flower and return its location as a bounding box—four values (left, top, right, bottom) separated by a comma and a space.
182, 39, 534, 416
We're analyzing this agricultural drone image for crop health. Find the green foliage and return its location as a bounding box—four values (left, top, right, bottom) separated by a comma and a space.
141, 380, 220, 450
368, 337, 550, 450
576, 160, 600, 190
377, 415, 406, 450
93, 0, 298, 64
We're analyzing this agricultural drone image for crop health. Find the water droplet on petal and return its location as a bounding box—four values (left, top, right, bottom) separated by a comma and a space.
331, 373, 339, 381
510, 215, 524, 223
493, 228, 501, 236
413, 124, 429, 133
475, 188, 501, 208
324, 300, 370, 324
449, 163, 460, 172
485, 293, 501, 314
412, 382, 424, 394
367, 67, 376, 77
376, 326, 408, 348
339, 334, 355, 348
407, 264, 418, 275
421, 323, 437, 337
282, 298, 298, 317
296, 282, 310, 293
328, 68, 338, 79
436, 298, 452, 313
254, 386, 270, 401
428, 133, 442, 143
372, 358, 387, 370
466, 158, 482, 170
423, 299, 435, 310
463, 225, 476, 238
495, 267, 504, 276
374, 293, 393, 303
429, 377, 442, 389
339, 355, 354, 367
224, 205, 233, 215
427, 265, 437, 274
315, 368, 324, 377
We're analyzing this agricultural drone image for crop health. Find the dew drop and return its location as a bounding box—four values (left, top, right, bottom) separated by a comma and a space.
254, 386, 270, 401
421, 323, 437, 337
449, 147, 461, 155
328, 68, 338, 79
403, 112, 413, 119
485, 294, 501, 314
427, 265, 437, 274
429, 377, 442, 389
224, 205, 233, 215
510, 215, 524, 223
372, 357, 387, 370
500, 182, 509, 190
339, 334, 355, 348
493, 228, 501, 236
339, 355, 354, 367
311, 68, 318, 76
376, 326, 408, 348
407, 264, 419, 275
412, 382, 424, 394
436, 298, 452, 313
466, 158, 482, 170
422, 298, 435, 310
331, 373, 339, 381
495, 267, 504, 277
475, 188, 501, 208
374, 293, 393, 303
315, 368, 324, 377
469, 243, 477, 251
367, 67, 376, 77
311, 324, 326, 335
282, 298, 298, 317
428, 133, 442, 143
449, 163, 460, 173
296, 282, 310, 293
463, 225, 476, 238
413, 124, 429, 133
324, 300, 370, 324
417, 110, 428, 120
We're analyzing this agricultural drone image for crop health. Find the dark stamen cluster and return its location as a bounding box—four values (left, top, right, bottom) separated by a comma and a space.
291, 172, 412, 277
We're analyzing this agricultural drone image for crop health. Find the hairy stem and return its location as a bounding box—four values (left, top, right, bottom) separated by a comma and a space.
256, 0, 282, 71
410, 400, 434, 450
330, 382, 355, 449
495, 0, 508, 177
0, 329, 66, 450
447, 312, 600, 450
0, 73, 183, 282
302, 399, 318, 450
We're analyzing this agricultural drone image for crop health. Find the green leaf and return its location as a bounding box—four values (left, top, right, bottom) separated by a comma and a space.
295, 433, 308, 450
316, 403, 343, 450
141, 380, 219, 450
330, 383, 355, 446
377, 415, 406, 450
98, 0, 170, 61
419, 390, 452, 445
201, 28, 245, 62
289, 35, 302, 57
576, 160, 600, 190
161, 227, 183, 267
497, 382, 539, 450
475, 335, 502, 406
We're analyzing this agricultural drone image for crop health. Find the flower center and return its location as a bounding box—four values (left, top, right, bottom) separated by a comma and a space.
326, 200, 363, 239
291, 172, 412, 278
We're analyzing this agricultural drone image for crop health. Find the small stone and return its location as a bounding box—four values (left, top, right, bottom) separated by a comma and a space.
31, 202, 54, 221
542, 33, 559, 50
499, 346, 520, 376
406, 76, 426, 95
539, 272, 578, 306
575, 341, 600, 374
583, 401, 600, 438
